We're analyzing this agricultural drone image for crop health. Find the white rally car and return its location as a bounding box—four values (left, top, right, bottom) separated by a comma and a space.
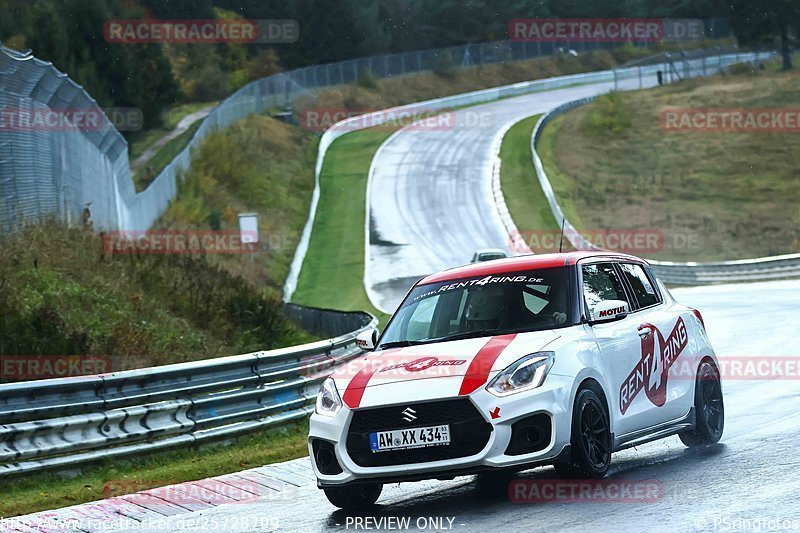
309, 252, 724, 509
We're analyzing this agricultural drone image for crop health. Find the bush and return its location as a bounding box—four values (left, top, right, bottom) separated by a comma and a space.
581, 92, 633, 136
433, 53, 458, 78
191, 63, 232, 101
356, 69, 379, 89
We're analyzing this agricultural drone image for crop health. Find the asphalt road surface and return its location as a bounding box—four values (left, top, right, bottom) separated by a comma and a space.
120, 280, 800, 533
366, 73, 662, 313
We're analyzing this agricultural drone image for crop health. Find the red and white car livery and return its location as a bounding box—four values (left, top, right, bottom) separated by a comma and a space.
309, 252, 724, 509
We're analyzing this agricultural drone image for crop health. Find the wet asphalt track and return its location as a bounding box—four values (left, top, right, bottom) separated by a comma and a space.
124, 280, 800, 533
365, 72, 663, 313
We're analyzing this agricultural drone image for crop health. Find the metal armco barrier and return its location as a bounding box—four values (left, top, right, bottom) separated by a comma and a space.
527, 51, 800, 284
0, 313, 376, 477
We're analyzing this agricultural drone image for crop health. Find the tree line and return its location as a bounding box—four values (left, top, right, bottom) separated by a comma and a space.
0, 0, 794, 132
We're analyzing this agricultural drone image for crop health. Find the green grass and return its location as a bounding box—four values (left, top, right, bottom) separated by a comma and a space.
536, 114, 587, 231
134, 121, 202, 191
498, 115, 561, 247
129, 127, 168, 160
0, 224, 314, 370
129, 101, 218, 160
292, 128, 395, 324
162, 101, 218, 130
0, 420, 310, 518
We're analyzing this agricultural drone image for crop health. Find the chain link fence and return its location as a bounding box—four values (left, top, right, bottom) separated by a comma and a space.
0, 23, 733, 234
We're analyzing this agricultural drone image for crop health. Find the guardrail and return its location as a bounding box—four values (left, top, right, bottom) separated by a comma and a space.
0, 313, 376, 478
527, 51, 800, 284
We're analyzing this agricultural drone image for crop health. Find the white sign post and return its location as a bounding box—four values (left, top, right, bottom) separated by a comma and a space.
238, 212, 259, 260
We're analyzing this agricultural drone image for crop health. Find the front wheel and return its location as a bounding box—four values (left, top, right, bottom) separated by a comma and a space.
323, 483, 382, 510
555, 387, 611, 479
680, 361, 724, 447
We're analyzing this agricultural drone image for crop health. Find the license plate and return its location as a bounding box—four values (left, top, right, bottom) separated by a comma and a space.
369, 425, 450, 452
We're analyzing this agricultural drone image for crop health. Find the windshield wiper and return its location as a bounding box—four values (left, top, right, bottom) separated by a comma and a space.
425, 330, 502, 344
427, 326, 536, 344
378, 340, 429, 349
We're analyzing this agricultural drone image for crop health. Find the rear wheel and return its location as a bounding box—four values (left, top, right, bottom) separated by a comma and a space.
555, 387, 611, 479
680, 361, 724, 447
323, 483, 382, 510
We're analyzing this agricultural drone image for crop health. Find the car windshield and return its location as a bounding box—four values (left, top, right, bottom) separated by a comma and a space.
379, 268, 572, 348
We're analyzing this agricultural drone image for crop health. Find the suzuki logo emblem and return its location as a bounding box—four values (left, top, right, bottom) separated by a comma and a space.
401, 407, 417, 422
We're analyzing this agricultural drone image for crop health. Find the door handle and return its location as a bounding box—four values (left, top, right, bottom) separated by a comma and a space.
638, 325, 653, 339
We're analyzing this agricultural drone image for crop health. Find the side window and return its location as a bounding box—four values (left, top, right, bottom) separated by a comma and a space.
582, 263, 629, 317
620, 263, 660, 309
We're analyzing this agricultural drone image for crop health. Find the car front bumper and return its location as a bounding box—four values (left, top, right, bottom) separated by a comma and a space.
308, 375, 574, 487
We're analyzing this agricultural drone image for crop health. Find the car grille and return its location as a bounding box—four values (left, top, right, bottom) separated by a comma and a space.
345, 398, 493, 467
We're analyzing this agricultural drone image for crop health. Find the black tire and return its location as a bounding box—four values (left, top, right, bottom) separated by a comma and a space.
323, 483, 382, 510
555, 387, 612, 479
680, 361, 724, 447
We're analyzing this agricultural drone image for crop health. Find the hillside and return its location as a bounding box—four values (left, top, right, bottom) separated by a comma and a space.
0, 224, 313, 376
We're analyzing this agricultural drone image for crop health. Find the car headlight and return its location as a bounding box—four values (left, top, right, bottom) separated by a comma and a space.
486, 352, 554, 396
315, 377, 343, 416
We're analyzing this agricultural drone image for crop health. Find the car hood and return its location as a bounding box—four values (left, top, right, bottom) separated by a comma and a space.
331, 330, 560, 408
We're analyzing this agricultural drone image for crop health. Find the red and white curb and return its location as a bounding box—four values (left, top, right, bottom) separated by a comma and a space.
1, 458, 315, 532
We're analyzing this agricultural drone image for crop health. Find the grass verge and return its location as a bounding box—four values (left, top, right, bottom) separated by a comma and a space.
133, 121, 202, 191
0, 420, 309, 518
498, 115, 562, 249
291, 128, 396, 324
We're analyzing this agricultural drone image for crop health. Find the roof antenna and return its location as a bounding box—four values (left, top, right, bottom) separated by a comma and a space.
558, 218, 566, 253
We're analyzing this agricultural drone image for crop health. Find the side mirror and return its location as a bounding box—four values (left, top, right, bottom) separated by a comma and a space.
355, 328, 378, 351
589, 299, 629, 324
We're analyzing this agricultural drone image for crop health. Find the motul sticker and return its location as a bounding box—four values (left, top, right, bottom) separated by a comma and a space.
619, 317, 688, 414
